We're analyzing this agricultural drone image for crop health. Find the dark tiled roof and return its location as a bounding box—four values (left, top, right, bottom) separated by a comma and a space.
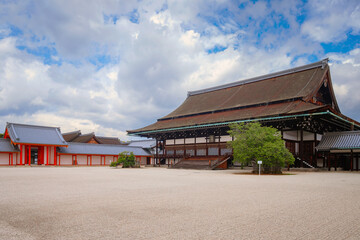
58, 142, 151, 156
161, 59, 333, 120
62, 130, 81, 142
71, 133, 99, 143
6, 123, 67, 146
129, 101, 325, 133
317, 131, 360, 151
0, 138, 19, 152
128, 59, 347, 135
96, 136, 122, 145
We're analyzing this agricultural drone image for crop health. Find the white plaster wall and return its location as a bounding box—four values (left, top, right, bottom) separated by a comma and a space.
92, 156, 101, 165
283, 130, 316, 141
43, 146, 55, 165
105, 156, 113, 165
49, 146, 55, 165
15, 151, 19, 165
185, 138, 195, 144
196, 137, 206, 143
0, 153, 10, 165
175, 139, 184, 144
60, 155, 72, 165
18, 145, 25, 164
166, 139, 174, 145
220, 135, 232, 142
77, 155, 87, 165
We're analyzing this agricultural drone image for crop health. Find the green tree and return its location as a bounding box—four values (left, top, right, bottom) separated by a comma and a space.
228, 122, 294, 174
110, 151, 136, 168
0, 133, 3, 138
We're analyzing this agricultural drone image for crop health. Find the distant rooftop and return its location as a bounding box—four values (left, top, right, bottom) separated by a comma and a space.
58, 142, 151, 156
317, 131, 360, 151
6, 122, 67, 146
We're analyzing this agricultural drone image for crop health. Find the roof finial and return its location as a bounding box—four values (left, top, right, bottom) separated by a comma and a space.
321, 58, 329, 69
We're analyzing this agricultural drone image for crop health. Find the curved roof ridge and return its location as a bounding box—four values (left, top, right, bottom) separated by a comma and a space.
62, 130, 81, 135
188, 58, 329, 96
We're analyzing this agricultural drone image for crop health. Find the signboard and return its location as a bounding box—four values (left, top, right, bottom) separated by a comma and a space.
257, 161, 262, 164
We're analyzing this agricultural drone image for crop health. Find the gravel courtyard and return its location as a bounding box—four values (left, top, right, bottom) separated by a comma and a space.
0, 167, 360, 240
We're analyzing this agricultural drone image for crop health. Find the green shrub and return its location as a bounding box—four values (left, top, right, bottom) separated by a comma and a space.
228, 122, 295, 174
110, 151, 136, 168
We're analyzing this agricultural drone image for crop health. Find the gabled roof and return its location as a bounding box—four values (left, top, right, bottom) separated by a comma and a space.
160, 59, 336, 120
96, 136, 122, 145
128, 59, 346, 136
71, 132, 99, 143
58, 142, 151, 156
0, 138, 19, 153
64, 131, 123, 145
62, 130, 81, 142
6, 123, 67, 146
316, 131, 360, 151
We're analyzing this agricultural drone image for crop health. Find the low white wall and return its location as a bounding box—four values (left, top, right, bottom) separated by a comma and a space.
60, 155, 72, 165
77, 155, 87, 165
0, 153, 10, 165
105, 156, 114, 165
92, 156, 101, 165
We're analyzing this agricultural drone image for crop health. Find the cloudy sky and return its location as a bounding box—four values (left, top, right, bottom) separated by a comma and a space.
0, 0, 359, 140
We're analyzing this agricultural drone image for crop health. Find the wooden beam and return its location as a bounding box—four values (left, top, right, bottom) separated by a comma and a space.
155, 138, 158, 167
300, 129, 304, 168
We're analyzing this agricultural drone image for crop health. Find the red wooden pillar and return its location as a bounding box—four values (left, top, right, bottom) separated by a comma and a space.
90, 155, 92, 166
54, 147, 57, 166
20, 144, 22, 165
46, 146, 49, 165
28, 145, 31, 166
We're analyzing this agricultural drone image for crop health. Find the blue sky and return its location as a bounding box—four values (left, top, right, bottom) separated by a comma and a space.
0, 0, 359, 140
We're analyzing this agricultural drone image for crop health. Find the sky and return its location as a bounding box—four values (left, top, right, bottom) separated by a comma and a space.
0, 0, 359, 140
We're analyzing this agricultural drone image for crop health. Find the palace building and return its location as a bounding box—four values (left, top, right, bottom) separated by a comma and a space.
128, 59, 360, 170
0, 123, 152, 166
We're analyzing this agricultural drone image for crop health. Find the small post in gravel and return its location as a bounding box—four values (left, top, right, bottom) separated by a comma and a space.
257, 161, 262, 176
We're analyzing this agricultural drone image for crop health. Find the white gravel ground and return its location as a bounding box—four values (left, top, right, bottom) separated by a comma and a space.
0, 167, 360, 240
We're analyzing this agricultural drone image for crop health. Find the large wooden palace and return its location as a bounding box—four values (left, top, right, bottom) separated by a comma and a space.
128, 59, 360, 169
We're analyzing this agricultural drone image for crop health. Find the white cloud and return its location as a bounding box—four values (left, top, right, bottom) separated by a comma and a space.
0, 0, 360, 140
301, 0, 360, 43
327, 48, 360, 119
